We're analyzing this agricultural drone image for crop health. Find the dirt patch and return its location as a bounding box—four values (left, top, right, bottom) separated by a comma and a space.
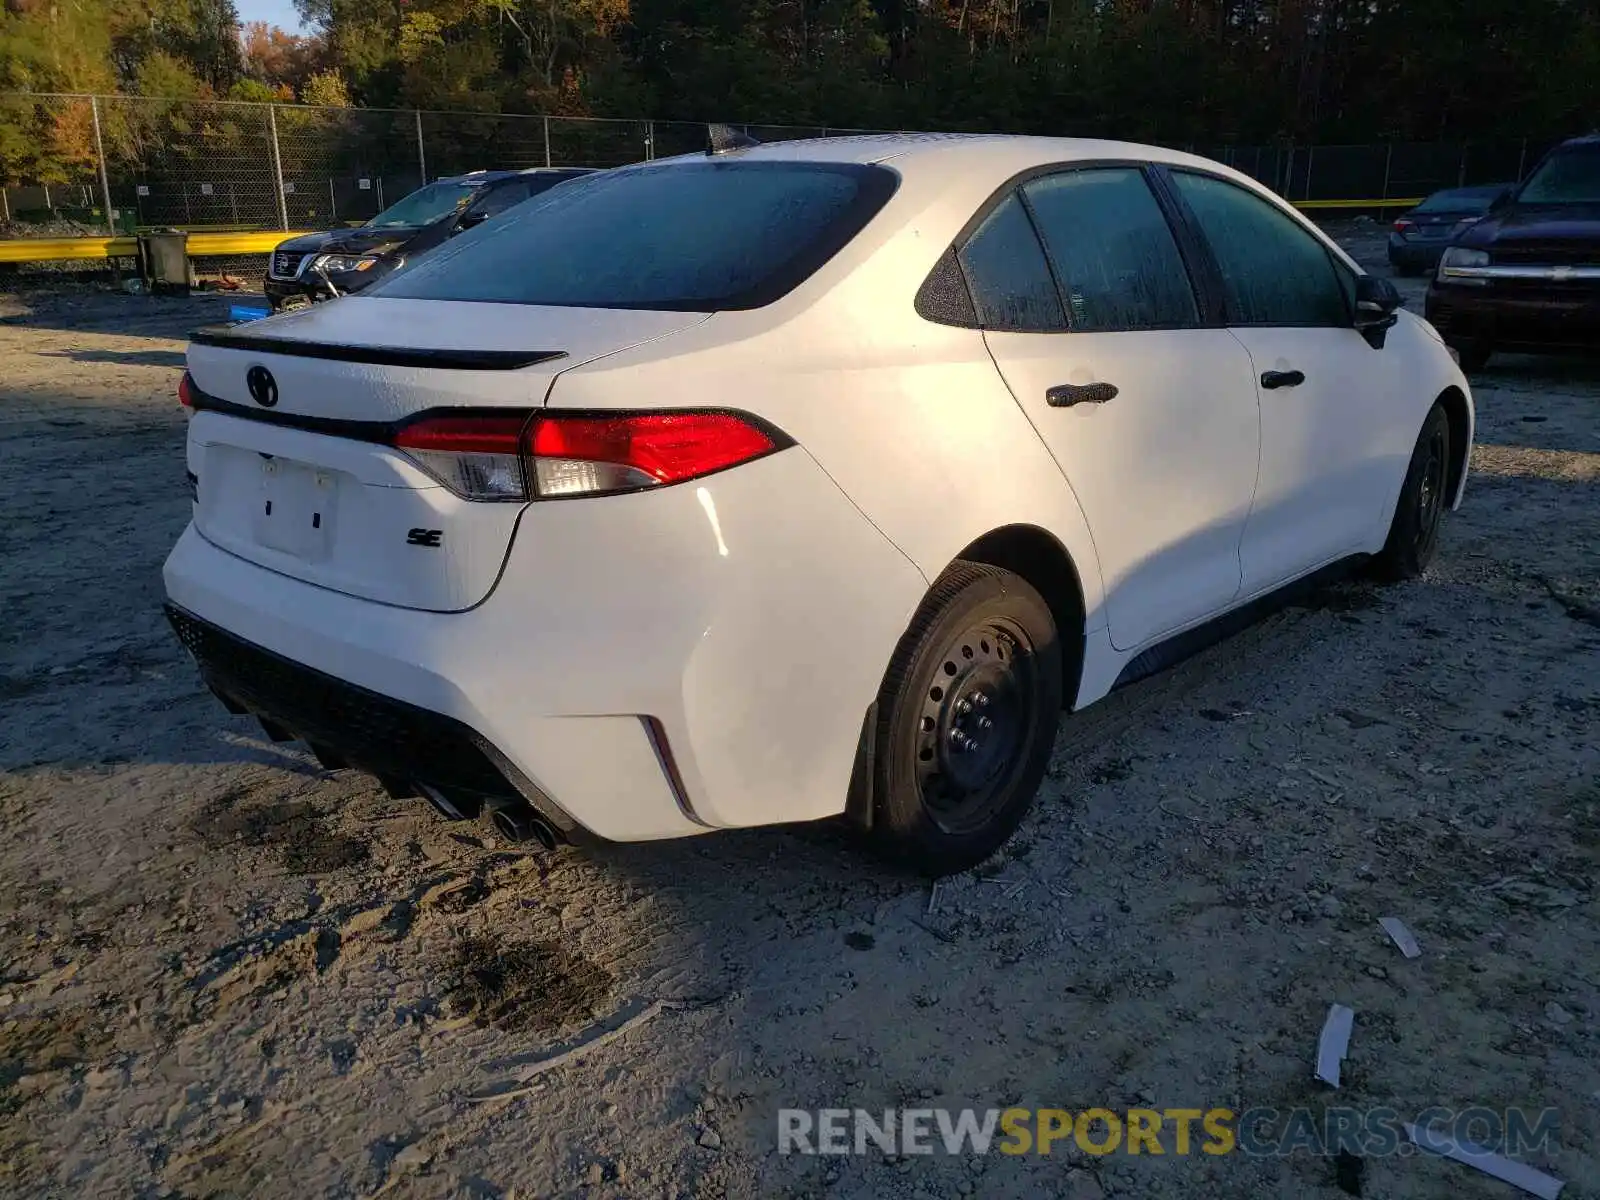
0, 1010, 110, 1087
442, 934, 614, 1035
193, 793, 370, 875
280, 831, 370, 875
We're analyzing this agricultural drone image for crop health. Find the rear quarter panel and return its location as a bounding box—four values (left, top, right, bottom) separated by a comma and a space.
545, 166, 1112, 820
550, 320, 1109, 824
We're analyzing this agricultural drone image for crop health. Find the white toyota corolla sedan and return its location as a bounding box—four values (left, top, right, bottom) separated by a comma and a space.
164, 132, 1473, 875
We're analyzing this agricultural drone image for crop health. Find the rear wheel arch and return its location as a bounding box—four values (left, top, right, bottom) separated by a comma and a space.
951, 525, 1087, 711
845, 525, 1088, 833
1435, 385, 1471, 505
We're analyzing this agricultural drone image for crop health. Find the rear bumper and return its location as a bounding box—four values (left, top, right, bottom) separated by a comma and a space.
1425, 282, 1600, 353
161, 446, 927, 840
163, 538, 700, 839
166, 603, 583, 832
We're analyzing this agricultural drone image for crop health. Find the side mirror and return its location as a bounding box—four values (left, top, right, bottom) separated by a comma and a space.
454, 210, 489, 235
1354, 275, 1402, 349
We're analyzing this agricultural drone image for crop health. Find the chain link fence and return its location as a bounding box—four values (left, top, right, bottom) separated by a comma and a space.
1198, 139, 1555, 205
0, 95, 883, 238
0, 92, 1568, 282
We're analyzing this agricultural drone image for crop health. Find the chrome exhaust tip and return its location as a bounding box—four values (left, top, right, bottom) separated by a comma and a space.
489, 801, 557, 850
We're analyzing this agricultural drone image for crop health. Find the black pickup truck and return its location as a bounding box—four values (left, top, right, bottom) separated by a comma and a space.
1425, 134, 1600, 370
264, 167, 597, 311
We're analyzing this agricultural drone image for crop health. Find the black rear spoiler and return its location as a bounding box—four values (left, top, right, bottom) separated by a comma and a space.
189, 326, 566, 372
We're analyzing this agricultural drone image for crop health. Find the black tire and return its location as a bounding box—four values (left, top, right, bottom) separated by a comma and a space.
1392, 260, 1421, 278
1450, 341, 1492, 372
869, 561, 1063, 877
1372, 404, 1451, 583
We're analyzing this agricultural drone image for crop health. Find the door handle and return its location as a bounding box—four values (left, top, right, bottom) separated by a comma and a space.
1046, 382, 1119, 408
1260, 369, 1306, 390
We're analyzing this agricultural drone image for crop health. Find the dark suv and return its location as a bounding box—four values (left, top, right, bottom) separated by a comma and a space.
1425, 134, 1600, 370
264, 167, 597, 310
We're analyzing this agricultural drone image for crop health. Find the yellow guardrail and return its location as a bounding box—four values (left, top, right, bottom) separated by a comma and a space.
0, 235, 133, 262
0, 230, 317, 265
1296, 197, 1424, 210
0, 200, 1425, 265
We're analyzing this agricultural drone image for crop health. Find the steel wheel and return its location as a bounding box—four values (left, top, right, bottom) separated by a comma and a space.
869, 561, 1063, 876
912, 618, 1040, 835
1372, 403, 1452, 583
1414, 421, 1447, 557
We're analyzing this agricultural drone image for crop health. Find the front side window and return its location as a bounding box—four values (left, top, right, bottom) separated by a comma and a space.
371, 161, 896, 310
956, 193, 1065, 332
1517, 146, 1600, 205
465, 172, 593, 221
463, 181, 535, 221
1170, 171, 1350, 328
1021, 168, 1198, 332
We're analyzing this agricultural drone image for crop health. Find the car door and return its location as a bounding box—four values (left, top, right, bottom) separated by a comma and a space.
1162, 168, 1400, 594
971, 165, 1263, 653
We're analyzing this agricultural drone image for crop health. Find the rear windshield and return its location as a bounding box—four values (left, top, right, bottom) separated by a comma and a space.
369, 160, 899, 311
1518, 146, 1600, 205
1413, 187, 1504, 214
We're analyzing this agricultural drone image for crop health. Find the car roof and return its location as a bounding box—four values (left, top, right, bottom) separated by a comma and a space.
1431, 183, 1513, 194
437, 167, 601, 185
1415, 183, 1512, 203
638, 131, 1363, 272
649, 132, 1255, 178
1555, 133, 1600, 148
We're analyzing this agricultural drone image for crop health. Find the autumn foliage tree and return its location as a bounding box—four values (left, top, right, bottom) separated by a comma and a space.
4, 0, 1600, 191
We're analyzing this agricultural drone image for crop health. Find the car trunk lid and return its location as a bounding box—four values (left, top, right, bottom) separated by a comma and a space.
184, 297, 709, 612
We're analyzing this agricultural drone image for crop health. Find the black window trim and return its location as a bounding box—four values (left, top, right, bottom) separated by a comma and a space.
1010, 186, 1073, 326
918, 158, 1218, 335
1153, 164, 1358, 330
369, 159, 902, 314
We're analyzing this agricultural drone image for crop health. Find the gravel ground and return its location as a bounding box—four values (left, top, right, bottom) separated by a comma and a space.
1, 225, 1597, 1200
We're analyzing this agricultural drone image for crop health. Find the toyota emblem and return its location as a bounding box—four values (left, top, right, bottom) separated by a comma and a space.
246, 365, 279, 408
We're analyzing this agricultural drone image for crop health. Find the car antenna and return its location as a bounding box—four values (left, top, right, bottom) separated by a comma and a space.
707, 123, 760, 156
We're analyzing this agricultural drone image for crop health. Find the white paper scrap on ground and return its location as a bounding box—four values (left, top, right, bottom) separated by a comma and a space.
1404, 1123, 1564, 1199
1315, 1003, 1355, 1087
1379, 916, 1422, 958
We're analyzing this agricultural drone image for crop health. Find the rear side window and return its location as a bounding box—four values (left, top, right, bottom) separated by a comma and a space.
956, 193, 1065, 332
1170, 171, 1349, 327
1021, 168, 1198, 331
371, 161, 897, 311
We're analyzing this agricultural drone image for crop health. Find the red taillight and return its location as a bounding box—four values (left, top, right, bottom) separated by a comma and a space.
387, 409, 785, 502
178, 372, 195, 408
1393, 218, 1414, 233
529, 411, 778, 491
